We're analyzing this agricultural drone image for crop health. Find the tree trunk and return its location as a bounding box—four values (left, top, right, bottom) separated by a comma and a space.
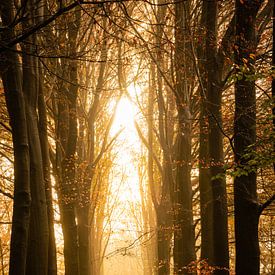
60, 102, 79, 275
56, 82, 79, 275
78, 206, 91, 275
204, 1, 229, 273
24, 104, 49, 275
234, 1, 263, 274
174, 1, 196, 273
155, 70, 173, 275
174, 109, 196, 274
147, 78, 158, 275
148, 63, 172, 275
197, 1, 214, 265
198, 98, 213, 264
53, 10, 81, 274
0, 3, 31, 275
21, 30, 49, 275
66, 55, 82, 275
38, 66, 57, 275
156, 206, 171, 275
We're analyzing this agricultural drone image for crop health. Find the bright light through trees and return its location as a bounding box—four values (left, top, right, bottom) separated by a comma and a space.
105, 84, 143, 275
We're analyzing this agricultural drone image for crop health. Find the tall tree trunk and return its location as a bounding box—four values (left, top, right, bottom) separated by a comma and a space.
59, 88, 79, 275
174, 1, 196, 273
146, 77, 158, 275
173, 108, 195, 275
198, 97, 213, 264
58, 110, 79, 275
155, 59, 173, 275
78, 206, 90, 275
22, 32, 49, 275
147, 76, 158, 275
36, 3, 57, 272
147, 63, 171, 275
140, 184, 156, 275
56, 74, 79, 275
53, 10, 81, 275
204, 1, 229, 273
67, 48, 82, 275
156, 205, 171, 275
197, 1, 214, 265
17, 1, 50, 273
38, 66, 57, 275
0, 3, 31, 275
234, 1, 263, 274
24, 102, 49, 275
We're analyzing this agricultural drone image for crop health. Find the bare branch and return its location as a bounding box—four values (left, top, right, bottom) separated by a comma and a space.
135, 121, 163, 177
0, 189, 13, 199
259, 194, 275, 215
0, 121, 12, 132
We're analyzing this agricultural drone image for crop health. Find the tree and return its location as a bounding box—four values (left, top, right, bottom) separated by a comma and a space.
234, 0, 264, 274
53, 12, 81, 274
38, 67, 57, 275
1, 1, 52, 274
0, 2, 31, 274
174, 0, 196, 273
203, 1, 229, 273
21, 3, 50, 274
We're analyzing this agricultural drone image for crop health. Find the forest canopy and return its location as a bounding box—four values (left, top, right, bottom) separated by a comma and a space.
0, 0, 274, 274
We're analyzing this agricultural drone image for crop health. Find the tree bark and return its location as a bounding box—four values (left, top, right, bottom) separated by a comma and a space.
21, 26, 49, 275
147, 75, 158, 275
57, 84, 79, 275
234, 1, 263, 274
0, 3, 31, 275
156, 205, 171, 275
198, 97, 213, 264
205, 1, 229, 273
52, 10, 81, 275
174, 1, 196, 273
197, 1, 214, 265
147, 62, 172, 275
38, 66, 57, 275
55, 62, 79, 274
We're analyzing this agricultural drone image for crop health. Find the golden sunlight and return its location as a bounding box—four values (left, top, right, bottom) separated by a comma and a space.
110, 85, 141, 202
104, 85, 143, 275
112, 97, 136, 131
111, 83, 141, 133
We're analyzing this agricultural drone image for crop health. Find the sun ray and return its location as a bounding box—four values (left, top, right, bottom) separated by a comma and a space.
104, 84, 144, 274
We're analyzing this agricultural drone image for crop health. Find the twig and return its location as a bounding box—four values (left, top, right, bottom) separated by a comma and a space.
259, 194, 275, 215
0, 189, 13, 199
